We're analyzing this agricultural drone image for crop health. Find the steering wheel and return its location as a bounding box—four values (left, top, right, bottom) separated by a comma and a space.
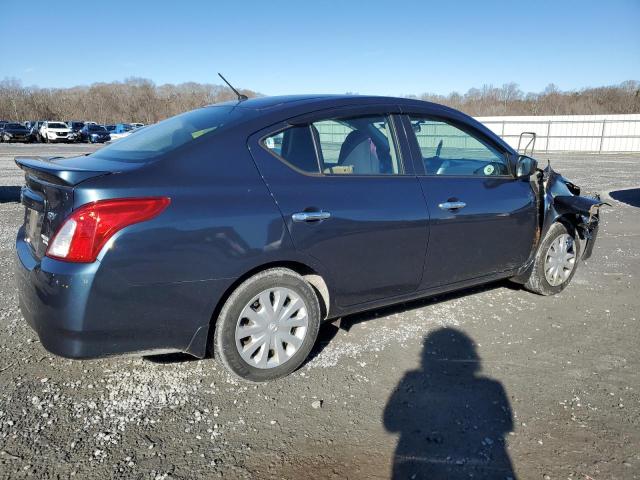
473, 162, 502, 176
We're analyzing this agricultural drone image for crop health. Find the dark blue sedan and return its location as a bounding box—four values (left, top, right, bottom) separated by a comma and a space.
80, 124, 111, 143
14, 95, 605, 381
1, 122, 31, 143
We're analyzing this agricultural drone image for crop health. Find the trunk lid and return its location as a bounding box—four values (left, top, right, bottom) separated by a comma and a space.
15, 156, 112, 260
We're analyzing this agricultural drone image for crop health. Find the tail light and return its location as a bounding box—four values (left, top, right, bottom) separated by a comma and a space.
46, 197, 170, 263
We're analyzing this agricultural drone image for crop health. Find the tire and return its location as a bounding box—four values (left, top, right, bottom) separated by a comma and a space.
524, 222, 580, 296
213, 268, 321, 382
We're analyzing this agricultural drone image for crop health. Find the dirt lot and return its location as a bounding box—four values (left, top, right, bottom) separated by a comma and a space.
0, 144, 638, 480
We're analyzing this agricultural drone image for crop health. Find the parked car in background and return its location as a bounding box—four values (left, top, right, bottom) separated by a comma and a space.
80, 124, 111, 143
28, 121, 45, 142
24, 121, 40, 133
0, 122, 32, 143
67, 121, 85, 141
130, 122, 145, 128
14, 95, 606, 382
105, 123, 135, 141
39, 121, 74, 143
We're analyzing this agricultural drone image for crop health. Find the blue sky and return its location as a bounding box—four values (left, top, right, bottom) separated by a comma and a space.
1, 0, 638, 96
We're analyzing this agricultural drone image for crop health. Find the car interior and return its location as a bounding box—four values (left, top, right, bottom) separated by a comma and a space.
265, 115, 511, 177
411, 119, 509, 176
267, 116, 400, 175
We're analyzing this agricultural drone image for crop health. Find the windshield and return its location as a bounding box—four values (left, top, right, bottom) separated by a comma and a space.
6, 123, 24, 129
48, 122, 67, 129
92, 106, 246, 163
89, 125, 106, 132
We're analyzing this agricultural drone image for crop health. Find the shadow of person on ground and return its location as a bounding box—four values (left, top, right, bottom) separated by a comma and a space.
610, 188, 640, 208
383, 328, 516, 480
0, 186, 21, 203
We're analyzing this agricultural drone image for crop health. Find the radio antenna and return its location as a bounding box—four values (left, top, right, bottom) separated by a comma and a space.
218, 73, 248, 101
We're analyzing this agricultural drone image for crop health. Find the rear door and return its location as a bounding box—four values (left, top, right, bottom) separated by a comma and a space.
248, 106, 430, 308
399, 113, 537, 289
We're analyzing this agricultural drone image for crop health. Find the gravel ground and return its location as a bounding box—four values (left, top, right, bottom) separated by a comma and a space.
0, 145, 638, 479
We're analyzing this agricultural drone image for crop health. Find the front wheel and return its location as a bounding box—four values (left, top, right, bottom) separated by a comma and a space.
213, 268, 321, 382
524, 222, 580, 295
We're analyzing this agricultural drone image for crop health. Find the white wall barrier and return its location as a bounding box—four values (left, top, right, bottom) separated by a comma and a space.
475, 114, 640, 153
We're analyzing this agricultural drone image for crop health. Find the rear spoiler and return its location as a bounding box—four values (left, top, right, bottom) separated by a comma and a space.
15, 156, 109, 186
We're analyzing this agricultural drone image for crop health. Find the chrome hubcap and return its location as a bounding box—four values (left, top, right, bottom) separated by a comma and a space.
235, 287, 308, 369
544, 233, 576, 286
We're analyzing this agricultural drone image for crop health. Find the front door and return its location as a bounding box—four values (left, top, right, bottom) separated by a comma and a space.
401, 114, 537, 289
249, 109, 430, 307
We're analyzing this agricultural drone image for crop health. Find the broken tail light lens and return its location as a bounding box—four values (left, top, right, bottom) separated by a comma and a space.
46, 197, 171, 263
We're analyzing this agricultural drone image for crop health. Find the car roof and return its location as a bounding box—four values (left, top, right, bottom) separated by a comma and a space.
211, 94, 460, 113
209, 94, 454, 121
216, 94, 447, 110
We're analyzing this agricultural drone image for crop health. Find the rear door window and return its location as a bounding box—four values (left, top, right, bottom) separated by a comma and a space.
263, 126, 320, 173
262, 115, 402, 176
408, 116, 509, 176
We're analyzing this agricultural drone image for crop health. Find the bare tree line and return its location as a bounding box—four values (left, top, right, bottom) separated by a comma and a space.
411, 81, 640, 116
0, 77, 638, 123
0, 77, 259, 124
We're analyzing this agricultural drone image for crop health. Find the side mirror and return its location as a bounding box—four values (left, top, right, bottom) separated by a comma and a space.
515, 155, 538, 178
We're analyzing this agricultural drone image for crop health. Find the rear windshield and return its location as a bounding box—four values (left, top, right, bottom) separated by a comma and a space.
48, 122, 67, 129
91, 106, 246, 163
6, 123, 23, 128
88, 125, 106, 132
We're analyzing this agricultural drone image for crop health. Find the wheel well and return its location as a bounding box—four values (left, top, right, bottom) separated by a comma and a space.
553, 213, 583, 240
206, 261, 330, 351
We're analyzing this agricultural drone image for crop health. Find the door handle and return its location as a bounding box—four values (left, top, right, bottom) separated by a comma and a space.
292, 211, 331, 222
438, 201, 466, 211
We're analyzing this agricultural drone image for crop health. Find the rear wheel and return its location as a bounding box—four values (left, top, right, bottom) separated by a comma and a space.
525, 222, 580, 295
213, 268, 321, 382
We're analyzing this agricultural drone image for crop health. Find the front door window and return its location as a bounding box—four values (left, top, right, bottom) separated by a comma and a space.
408, 116, 509, 176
